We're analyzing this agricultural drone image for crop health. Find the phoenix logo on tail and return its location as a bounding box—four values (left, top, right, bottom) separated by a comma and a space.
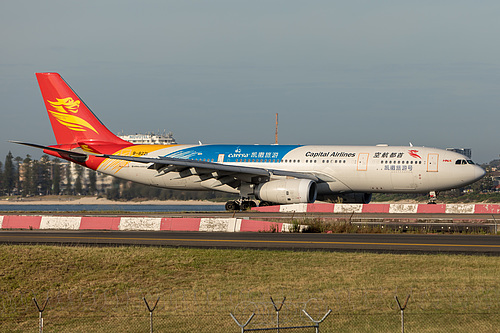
47, 97, 99, 134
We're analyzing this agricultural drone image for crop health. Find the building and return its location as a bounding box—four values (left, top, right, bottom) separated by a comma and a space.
58, 162, 113, 195
118, 131, 177, 145
446, 148, 472, 159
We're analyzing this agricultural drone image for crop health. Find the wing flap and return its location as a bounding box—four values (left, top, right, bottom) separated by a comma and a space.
102, 154, 319, 182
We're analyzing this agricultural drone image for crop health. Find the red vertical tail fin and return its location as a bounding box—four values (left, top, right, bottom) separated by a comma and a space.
36, 72, 129, 146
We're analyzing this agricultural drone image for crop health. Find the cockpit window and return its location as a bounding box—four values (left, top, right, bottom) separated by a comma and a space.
455, 159, 469, 165
467, 160, 475, 165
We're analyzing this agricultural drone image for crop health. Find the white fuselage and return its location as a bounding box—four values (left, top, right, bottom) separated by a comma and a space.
96, 144, 485, 197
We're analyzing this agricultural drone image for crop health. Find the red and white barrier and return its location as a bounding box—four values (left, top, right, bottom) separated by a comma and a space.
0, 215, 295, 233
252, 203, 500, 214
1, 203, 496, 232
119, 217, 162, 231
474, 204, 500, 214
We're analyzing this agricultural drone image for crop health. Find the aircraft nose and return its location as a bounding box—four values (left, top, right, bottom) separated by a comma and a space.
474, 165, 486, 181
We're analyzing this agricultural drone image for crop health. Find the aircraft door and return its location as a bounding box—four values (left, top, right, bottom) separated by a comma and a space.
427, 153, 439, 172
217, 154, 225, 163
357, 153, 369, 171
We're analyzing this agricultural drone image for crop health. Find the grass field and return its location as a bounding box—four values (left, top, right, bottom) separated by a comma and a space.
1, 245, 499, 332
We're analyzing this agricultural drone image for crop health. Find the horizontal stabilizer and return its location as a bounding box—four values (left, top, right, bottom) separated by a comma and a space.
9, 140, 90, 162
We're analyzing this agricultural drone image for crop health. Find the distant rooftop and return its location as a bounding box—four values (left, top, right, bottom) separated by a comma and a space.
446, 148, 472, 159
118, 130, 177, 145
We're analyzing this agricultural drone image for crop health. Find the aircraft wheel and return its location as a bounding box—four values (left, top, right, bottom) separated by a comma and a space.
259, 201, 273, 207
428, 191, 438, 204
240, 201, 257, 211
225, 201, 240, 211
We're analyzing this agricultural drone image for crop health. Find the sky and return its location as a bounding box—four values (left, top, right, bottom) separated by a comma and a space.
1, 1, 499, 163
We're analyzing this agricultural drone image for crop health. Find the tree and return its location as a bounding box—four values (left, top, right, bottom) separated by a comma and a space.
52, 158, 61, 195
74, 164, 83, 195
0, 161, 3, 195
106, 178, 122, 200
64, 163, 72, 195
4, 152, 15, 195
88, 169, 97, 195
22, 155, 35, 196
14, 156, 23, 195
35, 155, 51, 195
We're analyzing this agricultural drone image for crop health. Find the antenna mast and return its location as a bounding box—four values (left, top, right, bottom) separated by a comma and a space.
275, 113, 278, 144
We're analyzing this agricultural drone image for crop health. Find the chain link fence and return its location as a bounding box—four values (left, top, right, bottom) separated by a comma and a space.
1, 287, 499, 332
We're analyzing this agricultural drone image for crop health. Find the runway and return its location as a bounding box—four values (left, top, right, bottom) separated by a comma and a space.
1, 230, 499, 254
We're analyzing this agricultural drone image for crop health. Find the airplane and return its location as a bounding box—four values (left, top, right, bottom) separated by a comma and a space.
12, 72, 486, 210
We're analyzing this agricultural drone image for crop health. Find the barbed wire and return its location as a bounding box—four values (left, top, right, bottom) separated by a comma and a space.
1, 287, 499, 332
2, 286, 499, 317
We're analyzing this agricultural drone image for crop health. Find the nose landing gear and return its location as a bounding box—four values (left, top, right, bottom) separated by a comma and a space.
428, 191, 438, 204
225, 199, 258, 211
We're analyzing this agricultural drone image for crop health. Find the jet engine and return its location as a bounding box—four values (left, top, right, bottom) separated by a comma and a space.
254, 179, 317, 204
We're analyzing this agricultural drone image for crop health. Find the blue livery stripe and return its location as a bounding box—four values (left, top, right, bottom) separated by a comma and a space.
164, 145, 301, 162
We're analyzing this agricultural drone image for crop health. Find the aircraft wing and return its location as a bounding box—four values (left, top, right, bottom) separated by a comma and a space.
102, 154, 320, 182
10, 141, 319, 184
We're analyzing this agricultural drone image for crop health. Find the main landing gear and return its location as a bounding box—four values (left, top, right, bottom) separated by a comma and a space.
225, 201, 240, 211
224, 199, 277, 211
225, 199, 258, 211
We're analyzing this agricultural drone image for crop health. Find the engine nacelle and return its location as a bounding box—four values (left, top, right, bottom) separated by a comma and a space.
254, 179, 317, 204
